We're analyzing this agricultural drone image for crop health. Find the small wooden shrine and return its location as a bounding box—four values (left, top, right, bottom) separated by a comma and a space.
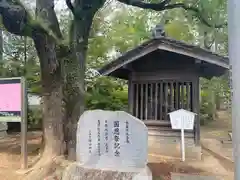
99, 29, 229, 147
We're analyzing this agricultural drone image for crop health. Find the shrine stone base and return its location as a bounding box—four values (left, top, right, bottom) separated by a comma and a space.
147, 129, 202, 162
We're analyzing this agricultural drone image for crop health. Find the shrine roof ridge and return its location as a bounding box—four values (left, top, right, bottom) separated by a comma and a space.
99, 36, 229, 76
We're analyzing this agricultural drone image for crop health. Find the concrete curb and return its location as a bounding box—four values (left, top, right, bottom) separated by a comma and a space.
201, 139, 233, 163
201, 141, 234, 171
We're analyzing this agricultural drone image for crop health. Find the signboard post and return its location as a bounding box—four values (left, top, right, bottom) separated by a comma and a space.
181, 125, 185, 162
0, 77, 28, 169
21, 77, 28, 169
169, 109, 196, 162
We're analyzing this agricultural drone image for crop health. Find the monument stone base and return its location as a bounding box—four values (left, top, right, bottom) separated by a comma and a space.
148, 130, 202, 162
62, 163, 152, 180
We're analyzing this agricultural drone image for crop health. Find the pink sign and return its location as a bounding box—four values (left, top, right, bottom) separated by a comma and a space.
0, 83, 21, 111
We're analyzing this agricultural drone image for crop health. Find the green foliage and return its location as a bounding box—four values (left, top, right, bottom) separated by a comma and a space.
28, 106, 42, 129
200, 76, 230, 125
104, 8, 151, 53
200, 89, 215, 125
1, 33, 41, 94
86, 76, 128, 111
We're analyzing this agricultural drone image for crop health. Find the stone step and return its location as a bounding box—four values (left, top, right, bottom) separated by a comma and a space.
171, 173, 224, 180
148, 126, 194, 133
144, 120, 171, 127
148, 130, 194, 138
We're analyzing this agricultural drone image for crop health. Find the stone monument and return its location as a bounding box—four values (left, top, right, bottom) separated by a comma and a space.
62, 110, 152, 180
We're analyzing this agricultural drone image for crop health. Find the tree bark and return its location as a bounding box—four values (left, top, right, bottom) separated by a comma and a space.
32, 30, 65, 157
0, 0, 104, 161
0, 0, 66, 158
63, 0, 105, 160
63, 15, 94, 161
33, 0, 66, 157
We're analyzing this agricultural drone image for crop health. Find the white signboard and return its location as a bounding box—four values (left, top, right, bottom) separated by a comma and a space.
169, 109, 196, 130
76, 110, 148, 172
169, 109, 197, 162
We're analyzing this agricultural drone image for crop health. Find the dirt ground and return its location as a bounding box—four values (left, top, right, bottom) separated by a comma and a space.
149, 147, 234, 180
149, 162, 205, 180
0, 111, 234, 180
0, 132, 202, 180
0, 132, 207, 180
0, 131, 41, 180
0, 132, 205, 180
150, 110, 234, 180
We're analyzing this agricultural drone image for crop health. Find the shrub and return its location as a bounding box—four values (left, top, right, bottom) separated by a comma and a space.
28, 106, 42, 129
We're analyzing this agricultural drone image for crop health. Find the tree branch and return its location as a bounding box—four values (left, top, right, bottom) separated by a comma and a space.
0, 0, 35, 37
0, 0, 63, 43
118, 0, 171, 10
118, 0, 227, 28
35, 0, 63, 39
164, 3, 227, 28
66, 0, 75, 15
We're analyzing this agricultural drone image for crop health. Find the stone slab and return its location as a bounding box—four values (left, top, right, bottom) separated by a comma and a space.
62, 162, 152, 180
76, 110, 148, 171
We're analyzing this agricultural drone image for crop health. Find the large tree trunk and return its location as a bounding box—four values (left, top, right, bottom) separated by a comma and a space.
33, 31, 65, 157
63, 16, 94, 161
33, 0, 65, 157
63, 0, 105, 160
0, 0, 66, 158
0, 0, 104, 162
